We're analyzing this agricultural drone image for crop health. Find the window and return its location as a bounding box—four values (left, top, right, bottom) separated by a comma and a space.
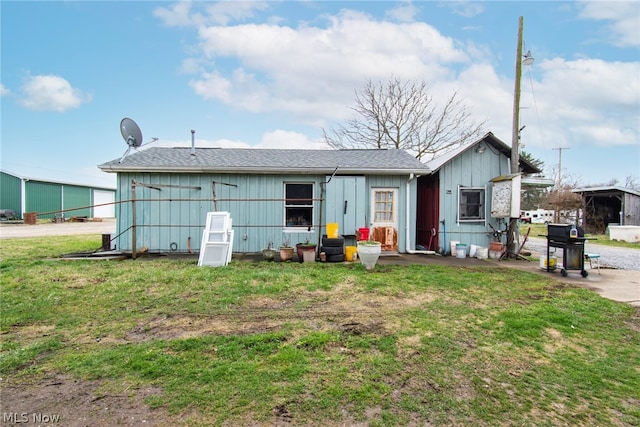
458, 187, 485, 221
285, 183, 314, 228
374, 190, 394, 222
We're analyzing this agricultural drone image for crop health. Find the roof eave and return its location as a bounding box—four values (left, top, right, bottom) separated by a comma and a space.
98, 165, 431, 175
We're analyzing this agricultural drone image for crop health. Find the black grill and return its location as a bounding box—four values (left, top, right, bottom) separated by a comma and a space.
545, 224, 589, 277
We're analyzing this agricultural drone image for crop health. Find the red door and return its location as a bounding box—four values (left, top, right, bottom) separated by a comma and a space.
416, 174, 439, 251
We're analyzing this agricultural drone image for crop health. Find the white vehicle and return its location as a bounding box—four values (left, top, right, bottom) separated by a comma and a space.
520, 209, 555, 224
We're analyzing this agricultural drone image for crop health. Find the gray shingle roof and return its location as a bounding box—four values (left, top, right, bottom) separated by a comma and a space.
99, 147, 431, 175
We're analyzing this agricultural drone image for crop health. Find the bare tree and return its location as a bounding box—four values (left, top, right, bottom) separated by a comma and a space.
625, 175, 640, 191
323, 76, 485, 160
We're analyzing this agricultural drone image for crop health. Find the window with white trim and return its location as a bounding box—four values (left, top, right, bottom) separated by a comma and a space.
285, 183, 314, 228
374, 190, 395, 222
458, 186, 485, 221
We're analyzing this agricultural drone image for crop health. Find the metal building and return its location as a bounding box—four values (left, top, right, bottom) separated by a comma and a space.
0, 170, 116, 220
573, 186, 640, 233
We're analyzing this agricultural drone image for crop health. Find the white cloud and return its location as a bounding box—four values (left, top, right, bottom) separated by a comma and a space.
255, 129, 329, 149
154, 0, 269, 27
188, 8, 466, 123
498, 56, 640, 158
159, 2, 639, 163
578, 0, 640, 47
445, 1, 485, 18
149, 129, 327, 150
154, 1, 202, 27
385, 1, 419, 23
0, 83, 9, 96
19, 75, 91, 112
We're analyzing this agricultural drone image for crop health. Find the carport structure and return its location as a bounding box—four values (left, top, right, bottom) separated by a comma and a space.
574, 186, 640, 233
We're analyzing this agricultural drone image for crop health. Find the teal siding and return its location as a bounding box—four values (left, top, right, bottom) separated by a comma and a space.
63, 185, 91, 218
115, 173, 325, 253
25, 181, 61, 219
324, 176, 367, 237
0, 172, 22, 217
113, 172, 414, 254
438, 147, 510, 249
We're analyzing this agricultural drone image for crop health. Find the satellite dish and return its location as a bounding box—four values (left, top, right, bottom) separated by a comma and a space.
118, 118, 143, 163
120, 118, 143, 148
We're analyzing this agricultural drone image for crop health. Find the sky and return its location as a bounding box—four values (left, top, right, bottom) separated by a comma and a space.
1, 0, 639, 190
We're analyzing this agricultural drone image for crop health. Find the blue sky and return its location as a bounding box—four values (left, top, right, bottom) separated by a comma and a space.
1, 1, 639, 189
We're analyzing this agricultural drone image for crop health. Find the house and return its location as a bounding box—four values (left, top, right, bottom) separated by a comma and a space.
0, 170, 116, 220
98, 132, 543, 256
416, 132, 543, 254
98, 148, 431, 254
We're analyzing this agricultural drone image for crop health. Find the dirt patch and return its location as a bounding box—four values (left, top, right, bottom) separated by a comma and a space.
121, 287, 435, 343
2, 287, 437, 426
0, 374, 171, 426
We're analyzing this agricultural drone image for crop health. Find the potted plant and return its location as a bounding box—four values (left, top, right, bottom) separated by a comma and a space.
279, 238, 294, 262
262, 241, 276, 261
296, 240, 317, 263
357, 238, 381, 270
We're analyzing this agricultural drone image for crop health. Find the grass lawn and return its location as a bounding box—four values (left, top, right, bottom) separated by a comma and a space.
1, 235, 639, 426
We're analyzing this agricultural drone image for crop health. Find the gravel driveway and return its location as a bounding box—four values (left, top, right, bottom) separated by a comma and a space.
0, 219, 116, 239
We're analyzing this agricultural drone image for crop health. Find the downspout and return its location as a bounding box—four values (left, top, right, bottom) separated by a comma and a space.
406, 174, 436, 255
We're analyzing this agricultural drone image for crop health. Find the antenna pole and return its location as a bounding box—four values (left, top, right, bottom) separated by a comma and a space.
131, 180, 137, 260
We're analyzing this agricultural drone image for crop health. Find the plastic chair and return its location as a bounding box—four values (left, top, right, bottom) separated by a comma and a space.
585, 253, 601, 274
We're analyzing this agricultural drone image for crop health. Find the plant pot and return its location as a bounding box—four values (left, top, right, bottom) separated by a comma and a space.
279, 247, 294, 262
303, 250, 316, 263
262, 248, 276, 261
296, 243, 316, 263
489, 241, 503, 252
488, 241, 503, 259
357, 241, 381, 270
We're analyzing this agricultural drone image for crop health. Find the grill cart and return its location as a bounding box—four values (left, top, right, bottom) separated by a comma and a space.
545, 224, 589, 278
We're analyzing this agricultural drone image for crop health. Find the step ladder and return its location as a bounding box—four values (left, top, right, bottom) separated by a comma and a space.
198, 212, 234, 267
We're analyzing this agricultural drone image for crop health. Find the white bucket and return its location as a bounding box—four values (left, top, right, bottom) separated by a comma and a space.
455, 243, 467, 258
450, 240, 459, 256
476, 247, 488, 259
539, 255, 557, 271
469, 244, 478, 258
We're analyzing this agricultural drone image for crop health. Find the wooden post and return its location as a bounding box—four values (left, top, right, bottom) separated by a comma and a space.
507, 16, 525, 255
131, 180, 137, 260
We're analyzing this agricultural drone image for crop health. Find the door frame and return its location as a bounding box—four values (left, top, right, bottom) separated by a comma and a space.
370, 187, 399, 251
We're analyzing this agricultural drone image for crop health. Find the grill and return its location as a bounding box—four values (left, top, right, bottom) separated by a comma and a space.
545, 224, 589, 277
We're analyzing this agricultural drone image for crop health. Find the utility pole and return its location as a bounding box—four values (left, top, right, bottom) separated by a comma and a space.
552, 147, 569, 191
507, 16, 528, 255
511, 17, 525, 178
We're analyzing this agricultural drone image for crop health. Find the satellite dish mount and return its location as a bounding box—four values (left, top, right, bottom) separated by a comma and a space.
119, 118, 143, 163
